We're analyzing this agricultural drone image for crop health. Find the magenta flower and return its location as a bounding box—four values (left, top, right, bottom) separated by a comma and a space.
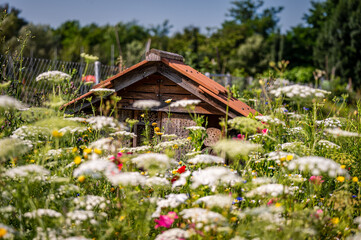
262, 128, 269, 135
154, 211, 178, 229
309, 176, 324, 185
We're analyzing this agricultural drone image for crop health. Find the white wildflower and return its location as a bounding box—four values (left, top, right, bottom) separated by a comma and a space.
4, 164, 49, 178
86, 116, 124, 130
89, 138, 116, 152
119, 145, 152, 153
255, 115, 285, 125
316, 118, 342, 128
73, 155, 119, 177
24, 209, 62, 218
155, 228, 189, 240
81, 52, 99, 62
131, 153, 176, 171
170, 99, 201, 108
154, 138, 189, 151
213, 140, 261, 160
89, 88, 115, 96
317, 140, 340, 149
246, 184, 290, 197
146, 177, 170, 187
185, 126, 206, 131
133, 100, 161, 109
161, 134, 178, 140
195, 195, 233, 208
180, 208, 226, 225
0, 95, 27, 110
106, 172, 146, 186
252, 177, 275, 185
324, 128, 360, 137
36, 70, 71, 82
0, 138, 31, 160
110, 131, 136, 138
172, 170, 191, 188
288, 156, 348, 177
191, 166, 243, 191
64, 117, 87, 122
188, 154, 225, 164
269, 84, 330, 99
66, 210, 95, 222
152, 194, 188, 218
59, 126, 88, 134
73, 195, 109, 210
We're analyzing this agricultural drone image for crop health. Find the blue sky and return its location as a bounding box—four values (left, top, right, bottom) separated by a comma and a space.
2, 0, 316, 34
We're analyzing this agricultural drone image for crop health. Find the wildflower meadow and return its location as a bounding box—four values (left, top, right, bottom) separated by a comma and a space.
1, 66, 361, 240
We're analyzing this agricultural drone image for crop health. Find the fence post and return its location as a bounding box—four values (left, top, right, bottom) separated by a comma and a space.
226, 73, 232, 87
95, 61, 100, 84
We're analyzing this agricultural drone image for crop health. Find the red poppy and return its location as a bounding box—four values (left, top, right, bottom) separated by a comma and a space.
82, 75, 96, 83
170, 176, 179, 183
177, 165, 186, 174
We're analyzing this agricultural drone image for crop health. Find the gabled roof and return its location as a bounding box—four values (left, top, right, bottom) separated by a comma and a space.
63, 49, 258, 117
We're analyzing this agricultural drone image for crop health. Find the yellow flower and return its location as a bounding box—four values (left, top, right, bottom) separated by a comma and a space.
84, 148, 92, 154
152, 122, 157, 126
331, 217, 340, 225
165, 99, 172, 104
352, 177, 359, 182
286, 155, 293, 161
110, 187, 115, 192
336, 176, 345, 182
172, 170, 177, 174
154, 127, 160, 132
156, 132, 164, 136
30, 159, 35, 163
141, 114, 145, 118
230, 217, 237, 222
78, 175, 85, 183
119, 216, 125, 221
341, 165, 346, 169
0, 228, 7, 238
94, 148, 102, 155
280, 157, 286, 161
74, 156, 82, 165
187, 137, 192, 141
52, 130, 63, 138
179, 161, 183, 165
173, 144, 179, 149
275, 202, 282, 208
72, 147, 78, 153
141, 172, 146, 175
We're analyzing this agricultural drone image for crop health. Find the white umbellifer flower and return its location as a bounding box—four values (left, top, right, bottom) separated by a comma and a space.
169, 99, 201, 108
240, 206, 284, 225
278, 142, 305, 150
73, 155, 119, 177
64, 117, 87, 122
255, 115, 285, 125
288, 156, 348, 177
154, 138, 189, 151
213, 140, 261, 160
73, 195, 109, 210
89, 88, 115, 96
0, 206, 16, 213
286, 127, 305, 135
252, 177, 274, 185
81, 52, 99, 62
0, 95, 27, 110
324, 128, 360, 137
106, 172, 146, 186
195, 195, 233, 208
265, 151, 297, 164
11, 125, 48, 141
0, 138, 31, 160
246, 184, 290, 197
185, 151, 202, 158
133, 100, 161, 109
146, 177, 170, 187
36, 70, 71, 82
172, 170, 191, 188
110, 131, 136, 138
180, 208, 226, 224
66, 210, 95, 222
46, 149, 63, 157
152, 194, 188, 218
131, 153, 176, 171
24, 209, 62, 218
185, 126, 206, 131
86, 116, 124, 130
4, 164, 49, 178
89, 138, 116, 152
155, 228, 189, 240
119, 145, 152, 153
191, 166, 243, 191
269, 84, 330, 99
316, 118, 342, 128
317, 140, 340, 149
188, 154, 225, 164
59, 126, 88, 134
161, 134, 178, 140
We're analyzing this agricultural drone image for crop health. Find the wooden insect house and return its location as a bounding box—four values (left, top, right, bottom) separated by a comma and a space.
64, 49, 258, 146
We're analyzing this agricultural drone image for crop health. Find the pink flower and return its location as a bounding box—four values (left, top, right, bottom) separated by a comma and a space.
309, 176, 324, 185
109, 156, 115, 160
237, 134, 245, 140
316, 209, 323, 214
154, 211, 178, 229
262, 128, 269, 135
117, 152, 123, 158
